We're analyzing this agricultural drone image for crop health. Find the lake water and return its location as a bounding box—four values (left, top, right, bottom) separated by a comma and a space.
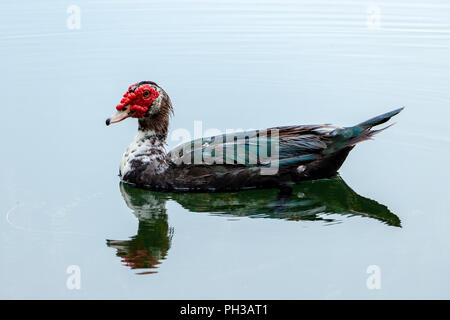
1, 0, 450, 299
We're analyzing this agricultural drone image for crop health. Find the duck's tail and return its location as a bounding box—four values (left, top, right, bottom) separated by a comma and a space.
356, 107, 404, 130
324, 107, 404, 155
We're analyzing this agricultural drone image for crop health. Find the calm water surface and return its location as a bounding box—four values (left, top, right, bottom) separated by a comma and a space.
1, 0, 450, 299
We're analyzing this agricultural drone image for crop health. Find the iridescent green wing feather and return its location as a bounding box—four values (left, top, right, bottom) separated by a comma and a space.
168, 125, 334, 168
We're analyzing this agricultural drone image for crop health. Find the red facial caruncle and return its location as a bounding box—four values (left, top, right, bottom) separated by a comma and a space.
106, 83, 160, 126
116, 84, 160, 118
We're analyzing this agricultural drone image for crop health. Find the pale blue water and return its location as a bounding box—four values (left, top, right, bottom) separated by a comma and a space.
1, 0, 450, 299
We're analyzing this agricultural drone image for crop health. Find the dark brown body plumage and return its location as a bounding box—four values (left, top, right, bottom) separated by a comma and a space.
121, 125, 354, 192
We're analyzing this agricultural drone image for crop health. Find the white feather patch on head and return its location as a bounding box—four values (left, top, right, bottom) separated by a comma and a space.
148, 86, 163, 116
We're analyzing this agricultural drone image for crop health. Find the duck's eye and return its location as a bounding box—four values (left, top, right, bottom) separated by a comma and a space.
143, 91, 150, 99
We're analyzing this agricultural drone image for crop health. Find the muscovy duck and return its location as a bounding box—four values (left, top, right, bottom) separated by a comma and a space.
106, 81, 403, 192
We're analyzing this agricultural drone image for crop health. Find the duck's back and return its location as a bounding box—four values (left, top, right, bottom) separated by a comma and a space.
161, 108, 403, 192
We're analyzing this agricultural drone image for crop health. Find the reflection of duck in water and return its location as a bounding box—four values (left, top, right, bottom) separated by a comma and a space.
106, 185, 173, 275
108, 176, 400, 274
170, 175, 401, 226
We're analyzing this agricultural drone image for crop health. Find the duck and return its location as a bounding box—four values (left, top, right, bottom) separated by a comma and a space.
106, 81, 403, 192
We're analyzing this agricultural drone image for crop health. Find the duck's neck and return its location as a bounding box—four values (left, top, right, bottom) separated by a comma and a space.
120, 128, 170, 183
138, 115, 169, 141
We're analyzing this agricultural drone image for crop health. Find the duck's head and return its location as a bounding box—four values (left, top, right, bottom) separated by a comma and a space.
106, 81, 173, 136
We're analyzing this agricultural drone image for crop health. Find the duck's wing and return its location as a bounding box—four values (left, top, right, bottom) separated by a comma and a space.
167, 124, 337, 170
167, 108, 405, 170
